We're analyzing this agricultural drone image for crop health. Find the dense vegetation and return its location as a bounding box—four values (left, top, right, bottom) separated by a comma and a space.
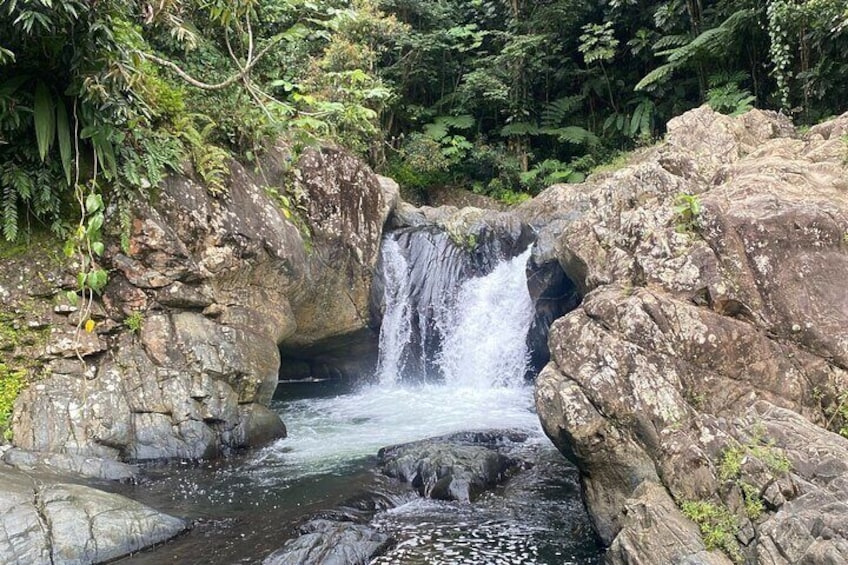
1, 0, 847, 243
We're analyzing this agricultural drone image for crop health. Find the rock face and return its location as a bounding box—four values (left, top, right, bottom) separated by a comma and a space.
4, 143, 394, 461
528, 107, 848, 563
0, 463, 186, 564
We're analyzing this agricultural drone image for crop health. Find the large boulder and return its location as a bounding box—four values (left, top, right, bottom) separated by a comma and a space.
6, 144, 394, 461
0, 464, 186, 564
378, 430, 525, 502
263, 519, 393, 565
530, 107, 848, 563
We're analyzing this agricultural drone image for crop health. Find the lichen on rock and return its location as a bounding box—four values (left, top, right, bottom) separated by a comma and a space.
530, 106, 848, 564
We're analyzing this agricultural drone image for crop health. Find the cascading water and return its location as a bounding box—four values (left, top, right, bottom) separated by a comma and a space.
437, 247, 534, 388
376, 231, 534, 387
375, 237, 413, 384
252, 230, 542, 474
375, 228, 535, 386
117, 227, 601, 565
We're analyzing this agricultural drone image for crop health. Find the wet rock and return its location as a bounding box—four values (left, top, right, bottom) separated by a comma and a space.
0, 464, 186, 564
232, 403, 287, 448
2, 449, 137, 481
378, 432, 523, 502
263, 519, 392, 565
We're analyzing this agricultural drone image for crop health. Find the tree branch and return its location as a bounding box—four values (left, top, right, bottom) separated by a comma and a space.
136, 30, 281, 91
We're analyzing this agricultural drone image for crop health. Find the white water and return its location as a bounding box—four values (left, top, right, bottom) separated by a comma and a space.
437, 247, 534, 387
375, 238, 413, 384
255, 235, 540, 477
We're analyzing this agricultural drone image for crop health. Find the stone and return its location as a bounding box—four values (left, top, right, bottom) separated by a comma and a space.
232, 403, 287, 448
2, 449, 137, 482
0, 464, 186, 564
378, 431, 522, 502
263, 519, 392, 565
606, 482, 733, 565
7, 143, 390, 461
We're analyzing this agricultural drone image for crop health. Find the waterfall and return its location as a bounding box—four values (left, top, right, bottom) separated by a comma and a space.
375, 238, 413, 383
375, 229, 534, 387
437, 248, 534, 387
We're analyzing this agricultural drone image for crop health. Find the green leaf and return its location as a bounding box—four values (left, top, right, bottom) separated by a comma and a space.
92, 241, 105, 256
86, 213, 104, 234
34, 81, 55, 162
85, 193, 102, 214
56, 100, 72, 185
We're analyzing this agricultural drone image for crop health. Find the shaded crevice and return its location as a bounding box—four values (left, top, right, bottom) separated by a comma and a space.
277, 327, 380, 386
525, 253, 581, 376
32, 484, 55, 565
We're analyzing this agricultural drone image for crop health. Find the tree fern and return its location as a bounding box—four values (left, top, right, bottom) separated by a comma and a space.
637, 9, 755, 92
500, 122, 541, 137
635, 62, 680, 92
652, 34, 691, 51
542, 126, 599, 146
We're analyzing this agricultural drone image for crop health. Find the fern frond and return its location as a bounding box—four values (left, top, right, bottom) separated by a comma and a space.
440, 114, 475, 130
652, 34, 691, 50
635, 62, 680, 91
192, 144, 230, 195
423, 121, 449, 141
541, 95, 585, 128
541, 125, 599, 145
2, 185, 19, 242
500, 122, 541, 137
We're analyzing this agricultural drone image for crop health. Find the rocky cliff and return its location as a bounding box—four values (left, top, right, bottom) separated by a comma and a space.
2, 144, 395, 463
0, 143, 397, 561
527, 107, 848, 564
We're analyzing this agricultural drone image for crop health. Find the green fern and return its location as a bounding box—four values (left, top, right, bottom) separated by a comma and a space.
542, 125, 599, 146
500, 122, 541, 137
652, 34, 691, 51
635, 61, 680, 91
2, 185, 18, 242
637, 9, 755, 92
540, 95, 585, 128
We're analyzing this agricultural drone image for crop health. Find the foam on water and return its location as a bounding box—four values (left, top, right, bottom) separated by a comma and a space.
255, 234, 539, 477
254, 383, 541, 478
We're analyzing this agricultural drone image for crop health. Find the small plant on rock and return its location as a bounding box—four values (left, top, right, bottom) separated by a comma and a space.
674, 192, 702, 233
124, 311, 144, 334
681, 499, 742, 563
0, 363, 26, 441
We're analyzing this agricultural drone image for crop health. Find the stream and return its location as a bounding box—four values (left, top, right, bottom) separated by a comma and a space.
115, 230, 603, 564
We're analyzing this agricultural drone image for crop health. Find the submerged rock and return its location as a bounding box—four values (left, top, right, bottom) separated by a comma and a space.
530, 106, 848, 563
0, 464, 186, 564
263, 519, 392, 565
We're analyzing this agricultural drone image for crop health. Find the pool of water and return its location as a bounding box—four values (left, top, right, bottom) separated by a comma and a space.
114, 381, 602, 564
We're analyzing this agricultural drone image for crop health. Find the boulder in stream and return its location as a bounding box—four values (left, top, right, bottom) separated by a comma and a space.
378, 430, 526, 502
263, 519, 393, 565
0, 464, 186, 564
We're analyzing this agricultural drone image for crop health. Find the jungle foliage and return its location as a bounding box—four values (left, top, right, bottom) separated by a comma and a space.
1, 0, 847, 236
